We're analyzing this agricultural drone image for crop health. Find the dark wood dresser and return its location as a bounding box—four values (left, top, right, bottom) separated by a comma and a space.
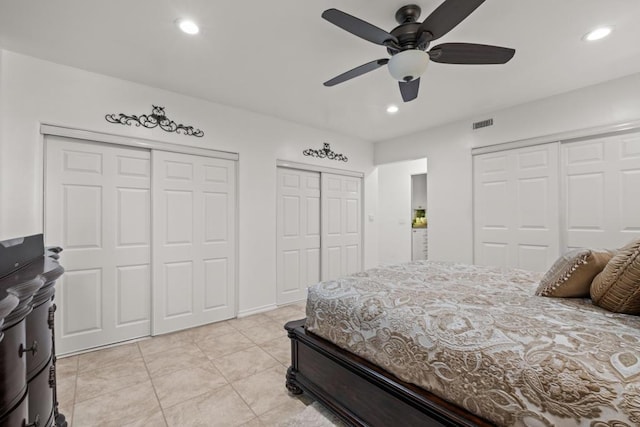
0, 235, 66, 427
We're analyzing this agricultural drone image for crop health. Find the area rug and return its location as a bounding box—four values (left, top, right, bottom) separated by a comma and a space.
277, 401, 345, 427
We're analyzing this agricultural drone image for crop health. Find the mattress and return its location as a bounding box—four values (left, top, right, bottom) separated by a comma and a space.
305, 261, 640, 426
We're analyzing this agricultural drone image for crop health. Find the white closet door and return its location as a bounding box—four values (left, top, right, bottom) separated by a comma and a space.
321, 173, 362, 280
474, 143, 560, 271
45, 136, 151, 354
563, 133, 640, 249
276, 168, 321, 304
152, 151, 236, 335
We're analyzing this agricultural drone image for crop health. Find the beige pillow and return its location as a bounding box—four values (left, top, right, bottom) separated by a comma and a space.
536, 249, 614, 297
591, 239, 640, 314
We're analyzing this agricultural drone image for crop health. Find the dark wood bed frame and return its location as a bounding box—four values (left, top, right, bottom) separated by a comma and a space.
285, 319, 493, 427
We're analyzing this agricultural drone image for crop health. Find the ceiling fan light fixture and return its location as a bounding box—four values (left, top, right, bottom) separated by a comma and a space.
176, 18, 200, 35
583, 27, 612, 42
388, 50, 430, 82
386, 105, 399, 114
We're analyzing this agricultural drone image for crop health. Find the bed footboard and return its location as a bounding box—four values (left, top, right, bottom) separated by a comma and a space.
285, 319, 489, 427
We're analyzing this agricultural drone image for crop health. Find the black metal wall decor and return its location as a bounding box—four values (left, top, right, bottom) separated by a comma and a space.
303, 143, 348, 162
105, 105, 204, 137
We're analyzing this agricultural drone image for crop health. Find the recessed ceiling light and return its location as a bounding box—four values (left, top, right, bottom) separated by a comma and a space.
176, 19, 199, 35
386, 105, 399, 114
583, 27, 612, 42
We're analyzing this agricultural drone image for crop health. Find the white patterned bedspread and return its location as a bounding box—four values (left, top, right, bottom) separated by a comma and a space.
305, 261, 640, 426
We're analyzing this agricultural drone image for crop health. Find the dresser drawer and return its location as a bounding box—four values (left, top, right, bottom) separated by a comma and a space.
28, 355, 55, 427
25, 297, 53, 379
0, 319, 27, 415
0, 386, 27, 427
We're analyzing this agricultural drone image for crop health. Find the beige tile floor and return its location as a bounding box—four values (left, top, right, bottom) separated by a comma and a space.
56, 302, 316, 427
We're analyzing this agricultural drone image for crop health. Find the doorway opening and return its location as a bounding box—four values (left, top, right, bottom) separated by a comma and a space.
411, 172, 428, 261
376, 158, 427, 265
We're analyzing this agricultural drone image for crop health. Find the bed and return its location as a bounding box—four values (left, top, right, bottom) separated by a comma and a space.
285, 261, 640, 426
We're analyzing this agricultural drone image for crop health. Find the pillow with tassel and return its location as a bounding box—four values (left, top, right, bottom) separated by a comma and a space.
535, 249, 615, 297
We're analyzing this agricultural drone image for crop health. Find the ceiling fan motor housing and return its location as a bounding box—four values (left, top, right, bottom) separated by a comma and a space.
388, 50, 430, 82
389, 22, 427, 52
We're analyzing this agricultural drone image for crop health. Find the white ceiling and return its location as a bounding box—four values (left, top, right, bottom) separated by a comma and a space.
1, 0, 640, 142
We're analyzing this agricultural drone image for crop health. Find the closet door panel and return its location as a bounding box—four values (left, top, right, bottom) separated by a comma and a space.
204, 258, 228, 310
164, 261, 194, 317
116, 264, 150, 325
276, 168, 321, 304
513, 145, 559, 270
153, 151, 236, 335
326, 247, 342, 280
61, 269, 102, 335
477, 243, 509, 268
516, 177, 550, 230
474, 153, 510, 267
45, 136, 151, 354
474, 144, 559, 271
282, 251, 301, 294
322, 174, 362, 280
619, 133, 640, 236
277, 168, 362, 302
620, 170, 640, 232
306, 248, 321, 286
562, 134, 640, 249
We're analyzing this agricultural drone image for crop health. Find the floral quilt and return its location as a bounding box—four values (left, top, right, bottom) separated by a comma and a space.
305, 261, 640, 426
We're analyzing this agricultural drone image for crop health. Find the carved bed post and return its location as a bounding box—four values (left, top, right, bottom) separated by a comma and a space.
285, 319, 305, 395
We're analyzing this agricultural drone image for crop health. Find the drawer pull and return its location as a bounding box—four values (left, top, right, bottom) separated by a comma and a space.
48, 304, 57, 329
19, 340, 38, 357
24, 414, 40, 427
49, 365, 56, 388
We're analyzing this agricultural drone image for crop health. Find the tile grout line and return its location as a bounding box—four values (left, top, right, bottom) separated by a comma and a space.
68, 356, 79, 426
139, 341, 171, 427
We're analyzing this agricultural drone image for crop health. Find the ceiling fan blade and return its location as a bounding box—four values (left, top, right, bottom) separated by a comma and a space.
399, 78, 420, 102
418, 0, 485, 41
322, 9, 399, 46
324, 59, 389, 86
429, 43, 515, 64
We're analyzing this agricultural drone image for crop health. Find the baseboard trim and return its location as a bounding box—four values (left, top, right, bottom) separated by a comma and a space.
237, 304, 278, 318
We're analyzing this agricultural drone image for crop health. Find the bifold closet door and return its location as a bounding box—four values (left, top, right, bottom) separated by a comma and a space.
562, 133, 640, 249
152, 151, 236, 335
45, 136, 151, 354
276, 168, 321, 305
322, 173, 362, 280
474, 143, 560, 272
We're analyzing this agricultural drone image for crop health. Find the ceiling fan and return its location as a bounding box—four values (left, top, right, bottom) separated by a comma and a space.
322, 0, 515, 102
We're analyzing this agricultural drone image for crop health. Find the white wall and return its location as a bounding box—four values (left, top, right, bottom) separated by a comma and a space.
0, 50, 378, 316
375, 72, 640, 264
377, 158, 427, 265
0, 51, 3, 232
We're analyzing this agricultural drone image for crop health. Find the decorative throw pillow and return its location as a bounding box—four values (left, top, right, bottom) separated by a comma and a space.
535, 248, 615, 297
591, 239, 640, 315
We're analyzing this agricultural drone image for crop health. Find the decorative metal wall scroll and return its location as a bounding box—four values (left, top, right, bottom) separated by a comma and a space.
105, 105, 204, 137
303, 143, 348, 162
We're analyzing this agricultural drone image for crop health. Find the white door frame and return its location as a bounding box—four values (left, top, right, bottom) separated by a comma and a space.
41, 124, 240, 338
276, 159, 364, 178
41, 124, 238, 160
